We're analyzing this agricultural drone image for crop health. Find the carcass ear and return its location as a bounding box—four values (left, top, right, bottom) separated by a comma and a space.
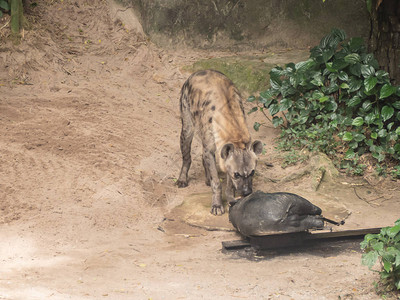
251, 140, 263, 155
221, 143, 235, 160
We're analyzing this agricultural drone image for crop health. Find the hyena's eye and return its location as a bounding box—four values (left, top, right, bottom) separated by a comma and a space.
249, 170, 255, 177
234, 172, 241, 179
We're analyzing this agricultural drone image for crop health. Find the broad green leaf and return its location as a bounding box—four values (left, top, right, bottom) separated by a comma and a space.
319, 96, 329, 103
372, 241, 384, 251
325, 62, 336, 73
362, 100, 373, 112
325, 100, 338, 112
345, 149, 355, 159
383, 260, 392, 273
387, 224, 400, 238
371, 132, 378, 139
349, 64, 361, 77
319, 29, 345, 49
253, 122, 261, 131
366, 138, 374, 146
248, 107, 258, 114
247, 95, 256, 102
348, 77, 362, 92
380, 83, 397, 99
364, 55, 379, 69
392, 101, 400, 110
270, 78, 281, 90
269, 103, 280, 116
372, 152, 385, 162
295, 59, 316, 72
353, 133, 366, 142
376, 70, 389, 81
272, 116, 284, 127
0, 0, 9, 10
279, 98, 292, 111
361, 65, 375, 78
260, 89, 276, 100
396, 253, 400, 267
342, 132, 353, 141
332, 59, 349, 70
322, 49, 335, 63
340, 83, 349, 89
344, 53, 361, 64
396, 279, 400, 290
338, 71, 349, 82
269, 68, 283, 82
312, 91, 324, 100
352, 117, 364, 127
281, 82, 296, 97
348, 37, 364, 52
396, 127, 400, 135
347, 96, 361, 107
362, 251, 378, 268
298, 115, 309, 124
382, 105, 394, 122
331, 28, 346, 41
378, 129, 388, 138
311, 73, 324, 87
363, 233, 379, 244
364, 76, 378, 92
262, 99, 273, 108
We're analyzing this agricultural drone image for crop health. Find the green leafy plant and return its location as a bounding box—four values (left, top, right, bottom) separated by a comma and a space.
391, 166, 400, 179
248, 28, 400, 174
280, 149, 308, 168
361, 219, 400, 292
0, 0, 10, 18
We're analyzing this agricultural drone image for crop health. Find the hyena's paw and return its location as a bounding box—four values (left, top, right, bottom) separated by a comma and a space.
210, 204, 225, 215
176, 179, 188, 188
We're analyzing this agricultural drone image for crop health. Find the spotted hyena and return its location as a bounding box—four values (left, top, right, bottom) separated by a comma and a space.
176, 70, 263, 215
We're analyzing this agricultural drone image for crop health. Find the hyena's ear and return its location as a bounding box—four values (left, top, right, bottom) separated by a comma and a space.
221, 143, 235, 160
251, 140, 263, 155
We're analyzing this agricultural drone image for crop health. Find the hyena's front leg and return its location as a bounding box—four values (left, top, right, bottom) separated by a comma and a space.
225, 176, 235, 205
203, 149, 224, 215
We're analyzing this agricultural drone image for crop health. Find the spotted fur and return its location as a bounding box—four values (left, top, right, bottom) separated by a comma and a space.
176, 70, 263, 215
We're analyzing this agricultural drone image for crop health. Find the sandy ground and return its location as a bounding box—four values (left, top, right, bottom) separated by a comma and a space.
1, 1, 400, 299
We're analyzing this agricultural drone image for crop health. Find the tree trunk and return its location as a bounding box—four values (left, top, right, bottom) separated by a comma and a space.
369, 0, 400, 85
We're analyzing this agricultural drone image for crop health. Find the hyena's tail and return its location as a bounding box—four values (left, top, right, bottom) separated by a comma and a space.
179, 79, 194, 142
179, 80, 191, 114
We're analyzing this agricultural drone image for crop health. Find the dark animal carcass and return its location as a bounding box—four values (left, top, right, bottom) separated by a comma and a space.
229, 191, 325, 236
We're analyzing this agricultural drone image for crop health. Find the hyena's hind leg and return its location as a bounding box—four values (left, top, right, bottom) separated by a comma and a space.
176, 89, 194, 188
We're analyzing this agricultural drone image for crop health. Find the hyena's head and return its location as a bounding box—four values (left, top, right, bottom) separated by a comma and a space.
221, 140, 263, 197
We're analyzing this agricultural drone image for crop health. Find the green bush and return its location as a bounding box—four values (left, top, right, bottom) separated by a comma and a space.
361, 219, 400, 292
248, 28, 400, 175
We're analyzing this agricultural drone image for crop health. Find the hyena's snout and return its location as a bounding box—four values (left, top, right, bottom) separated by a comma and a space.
236, 177, 254, 197
241, 185, 252, 197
